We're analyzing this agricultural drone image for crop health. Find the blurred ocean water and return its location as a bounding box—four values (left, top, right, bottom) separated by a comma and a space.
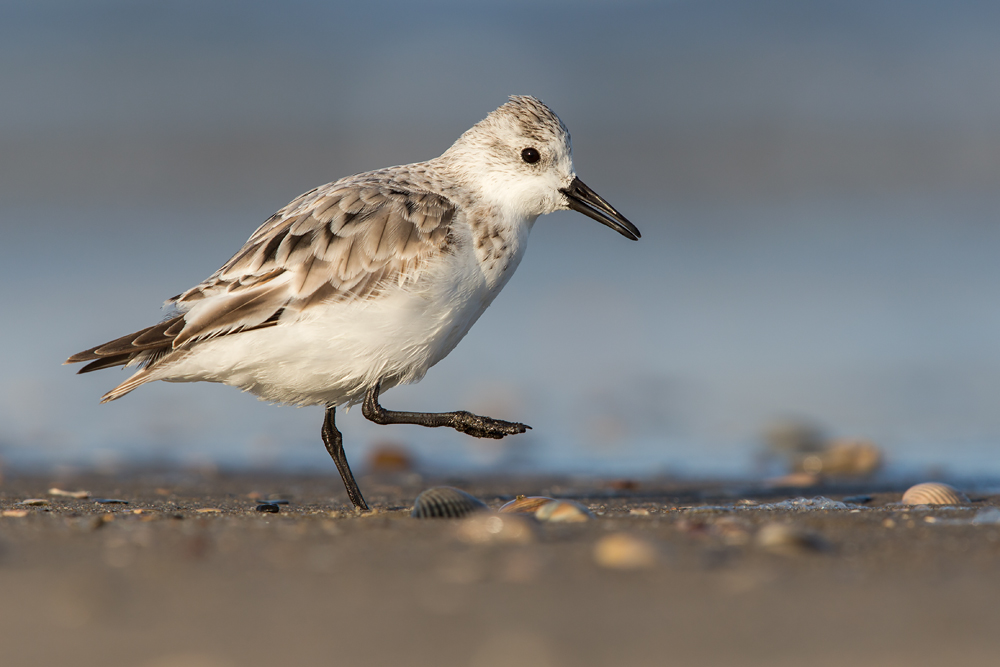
3, 1, 1000, 479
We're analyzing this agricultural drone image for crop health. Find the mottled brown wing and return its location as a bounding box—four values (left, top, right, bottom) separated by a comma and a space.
66, 179, 456, 370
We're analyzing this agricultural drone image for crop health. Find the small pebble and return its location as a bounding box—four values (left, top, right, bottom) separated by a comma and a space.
593, 533, 659, 569
256, 503, 280, 513
629, 508, 651, 516
2, 510, 28, 518
94, 498, 129, 505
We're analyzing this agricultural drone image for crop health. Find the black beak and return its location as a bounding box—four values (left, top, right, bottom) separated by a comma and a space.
560, 176, 640, 240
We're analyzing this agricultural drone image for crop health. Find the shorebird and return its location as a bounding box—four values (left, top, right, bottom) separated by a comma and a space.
66, 95, 640, 510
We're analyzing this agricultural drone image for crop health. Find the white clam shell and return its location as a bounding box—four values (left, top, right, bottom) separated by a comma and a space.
901, 482, 969, 506
411, 486, 488, 519
534, 499, 593, 523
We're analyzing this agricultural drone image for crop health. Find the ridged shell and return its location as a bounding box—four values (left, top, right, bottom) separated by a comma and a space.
498, 496, 555, 514
901, 482, 969, 506
534, 499, 593, 523
411, 486, 488, 519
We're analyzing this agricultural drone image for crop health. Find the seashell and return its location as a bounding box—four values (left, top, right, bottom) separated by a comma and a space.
764, 472, 821, 488
93, 498, 129, 504
755, 522, 830, 555
593, 533, 658, 569
901, 482, 969, 506
498, 496, 555, 514
16, 499, 48, 506
255, 503, 280, 513
795, 438, 883, 477
2, 510, 28, 518
411, 486, 488, 519
48, 488, 91, 499
534, 499, 593, 523
764, 420, 825, 455
456, 514, 534, 544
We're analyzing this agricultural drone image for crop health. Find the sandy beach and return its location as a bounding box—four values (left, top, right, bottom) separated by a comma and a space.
2, 470, 999, 667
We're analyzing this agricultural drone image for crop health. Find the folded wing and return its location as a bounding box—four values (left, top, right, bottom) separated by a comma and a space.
66, 178, 456, 390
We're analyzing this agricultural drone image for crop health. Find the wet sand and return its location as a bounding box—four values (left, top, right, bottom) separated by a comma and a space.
2, 471, 999, 667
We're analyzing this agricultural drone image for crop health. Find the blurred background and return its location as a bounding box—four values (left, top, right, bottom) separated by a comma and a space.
3, 0, 1000, 479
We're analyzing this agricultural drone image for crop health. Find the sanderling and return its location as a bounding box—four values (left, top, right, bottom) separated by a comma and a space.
66, 95, 640, 510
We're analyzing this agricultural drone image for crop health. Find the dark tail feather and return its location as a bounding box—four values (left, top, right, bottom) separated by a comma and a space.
65, 315, 184, 366
77, 355, 132, 374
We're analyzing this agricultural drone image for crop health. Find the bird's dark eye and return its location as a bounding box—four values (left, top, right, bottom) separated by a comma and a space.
521, 147, 541, 164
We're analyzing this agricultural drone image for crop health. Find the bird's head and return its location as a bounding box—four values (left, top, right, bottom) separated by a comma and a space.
442, 95, 640, 240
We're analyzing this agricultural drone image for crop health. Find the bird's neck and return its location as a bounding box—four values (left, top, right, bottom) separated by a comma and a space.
465, 205, 535, 289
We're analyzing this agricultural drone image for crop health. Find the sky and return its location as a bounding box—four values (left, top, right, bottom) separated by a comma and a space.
3, 1, 1000, 476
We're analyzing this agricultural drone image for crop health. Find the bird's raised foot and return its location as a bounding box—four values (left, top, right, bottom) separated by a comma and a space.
449, 411, 531, 439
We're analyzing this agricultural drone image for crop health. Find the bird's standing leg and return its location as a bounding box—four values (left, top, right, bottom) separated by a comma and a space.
321, 406, 369, 511
362, 380, 530, 439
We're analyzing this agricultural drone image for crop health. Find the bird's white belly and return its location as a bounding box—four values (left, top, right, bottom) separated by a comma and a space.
157, 242, 523, 407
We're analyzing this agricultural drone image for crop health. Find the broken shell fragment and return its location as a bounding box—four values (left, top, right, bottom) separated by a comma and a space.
16, 499, 49, 506
411, 486, 488, 519
901, 482, 969, 506
499, 496, 555, 514
534, 499, 593, 523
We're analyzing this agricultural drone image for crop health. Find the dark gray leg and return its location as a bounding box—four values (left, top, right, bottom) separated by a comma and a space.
321, 406, 369, 511
362, 380, 530, 439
